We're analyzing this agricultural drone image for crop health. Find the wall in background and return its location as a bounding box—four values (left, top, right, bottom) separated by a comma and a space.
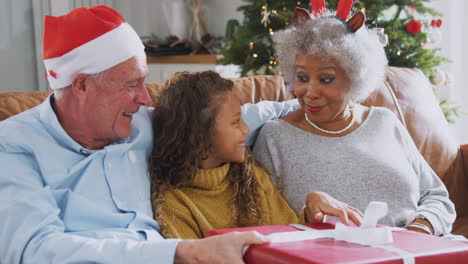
114, 0, 244, 39
429, 0, 468, 143
50, 0, 244, 39
0, 0, 38, 92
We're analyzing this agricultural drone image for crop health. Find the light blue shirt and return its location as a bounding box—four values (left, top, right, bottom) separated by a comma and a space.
0, 95, 298, 264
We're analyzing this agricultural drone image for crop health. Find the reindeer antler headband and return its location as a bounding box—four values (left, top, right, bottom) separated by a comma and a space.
294, 0, 365, 33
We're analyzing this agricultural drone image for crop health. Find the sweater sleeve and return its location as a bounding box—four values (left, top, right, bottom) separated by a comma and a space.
253, 166, 301, 225
158, 194, 204, 239
397, 120, 456, 235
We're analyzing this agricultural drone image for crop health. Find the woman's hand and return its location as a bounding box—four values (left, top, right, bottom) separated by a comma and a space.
304, 191, 363, 226
406, 218, 434, 235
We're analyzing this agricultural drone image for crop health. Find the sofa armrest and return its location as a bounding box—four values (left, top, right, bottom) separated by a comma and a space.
445, 144, 468, 236
0, 91, 51, 121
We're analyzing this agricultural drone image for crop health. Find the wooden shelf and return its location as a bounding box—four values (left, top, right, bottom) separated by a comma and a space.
147, 54, 223, 64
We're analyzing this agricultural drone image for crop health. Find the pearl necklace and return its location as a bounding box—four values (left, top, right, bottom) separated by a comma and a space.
304, 106, 355, 135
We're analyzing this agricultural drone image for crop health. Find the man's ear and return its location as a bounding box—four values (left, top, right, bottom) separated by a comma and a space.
346, 10, 366, 32
71, 73, 91, 95
292, 7, 312, 27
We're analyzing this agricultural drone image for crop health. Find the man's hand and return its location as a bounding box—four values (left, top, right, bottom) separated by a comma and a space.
174, 231, 270, 264
305, 191, 363, 226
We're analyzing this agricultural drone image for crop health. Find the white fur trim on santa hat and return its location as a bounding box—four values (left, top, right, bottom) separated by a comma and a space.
44, 22, 145, 90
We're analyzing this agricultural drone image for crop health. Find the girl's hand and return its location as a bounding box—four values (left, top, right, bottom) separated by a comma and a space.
304, 191, 363, 226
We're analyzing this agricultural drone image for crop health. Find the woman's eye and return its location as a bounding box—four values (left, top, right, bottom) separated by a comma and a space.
296, 73, 309, 82
320, 76, 335, 84
233, 119, 240, 125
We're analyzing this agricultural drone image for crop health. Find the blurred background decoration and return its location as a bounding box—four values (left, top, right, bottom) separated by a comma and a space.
143, 0, 222, 56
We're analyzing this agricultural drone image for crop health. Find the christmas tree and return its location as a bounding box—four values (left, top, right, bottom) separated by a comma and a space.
221, 0, 461, 122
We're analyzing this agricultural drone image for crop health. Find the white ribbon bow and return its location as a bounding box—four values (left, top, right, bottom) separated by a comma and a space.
243, 202, 415, 264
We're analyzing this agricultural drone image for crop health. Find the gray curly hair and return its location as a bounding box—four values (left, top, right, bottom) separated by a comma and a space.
274, 11, 388, 102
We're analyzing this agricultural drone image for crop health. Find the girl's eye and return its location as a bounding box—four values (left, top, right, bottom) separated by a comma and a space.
233, 119, 240, 125
296, 73, 309, 83
320, 76, 335, 84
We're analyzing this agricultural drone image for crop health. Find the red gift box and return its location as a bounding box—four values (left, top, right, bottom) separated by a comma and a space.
205, 222, 468, 264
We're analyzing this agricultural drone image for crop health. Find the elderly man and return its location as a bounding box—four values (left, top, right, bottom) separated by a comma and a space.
0, 6, 299, 264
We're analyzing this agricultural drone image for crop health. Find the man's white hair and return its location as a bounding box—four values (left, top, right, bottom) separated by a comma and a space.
53, 69, 110, 100
274, 11, 388, 102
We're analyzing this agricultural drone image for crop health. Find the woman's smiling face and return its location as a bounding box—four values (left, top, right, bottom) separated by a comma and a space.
294, 53, 353, 126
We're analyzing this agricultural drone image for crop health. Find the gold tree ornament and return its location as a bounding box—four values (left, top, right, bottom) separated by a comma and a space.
189, 0, 208, 41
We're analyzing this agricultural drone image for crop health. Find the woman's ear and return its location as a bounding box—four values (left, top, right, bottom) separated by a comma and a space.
346, 10, 366, 32
292, 7, 312, 27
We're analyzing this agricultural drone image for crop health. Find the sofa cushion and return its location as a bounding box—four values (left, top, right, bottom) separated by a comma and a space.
362, 67, 459, 179
0, 91, 50, 121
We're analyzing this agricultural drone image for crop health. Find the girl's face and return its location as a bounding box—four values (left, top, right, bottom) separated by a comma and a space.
294, 53, 352, 127
203, 91, 250, 168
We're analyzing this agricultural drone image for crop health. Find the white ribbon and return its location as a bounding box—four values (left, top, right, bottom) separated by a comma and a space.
242, 202, 416, 264
268, 229, 335, 243
334, 201, 393, 246
374, 245, 415, 264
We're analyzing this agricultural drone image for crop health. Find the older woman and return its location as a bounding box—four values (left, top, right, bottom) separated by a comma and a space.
253, 4, 455, 236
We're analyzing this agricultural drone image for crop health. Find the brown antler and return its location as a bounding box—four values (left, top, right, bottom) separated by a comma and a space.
346, 10, 366, 32
292, 7, 312, 27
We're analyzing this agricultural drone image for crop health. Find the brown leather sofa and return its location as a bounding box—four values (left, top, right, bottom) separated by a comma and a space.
1, 67, 467, 236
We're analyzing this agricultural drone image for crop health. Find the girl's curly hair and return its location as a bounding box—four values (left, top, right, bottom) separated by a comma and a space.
149, 71, 263, 227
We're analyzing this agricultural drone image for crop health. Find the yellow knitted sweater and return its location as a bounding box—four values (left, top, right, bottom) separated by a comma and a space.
158, 163, 302, 239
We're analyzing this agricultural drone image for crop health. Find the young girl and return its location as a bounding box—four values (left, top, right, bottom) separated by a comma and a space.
149, 71, 358, 239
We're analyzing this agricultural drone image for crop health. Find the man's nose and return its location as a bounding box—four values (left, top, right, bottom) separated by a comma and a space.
136, 85, 152, 106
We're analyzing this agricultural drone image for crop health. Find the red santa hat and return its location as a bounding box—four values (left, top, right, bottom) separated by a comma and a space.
43, 5, 146, 89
